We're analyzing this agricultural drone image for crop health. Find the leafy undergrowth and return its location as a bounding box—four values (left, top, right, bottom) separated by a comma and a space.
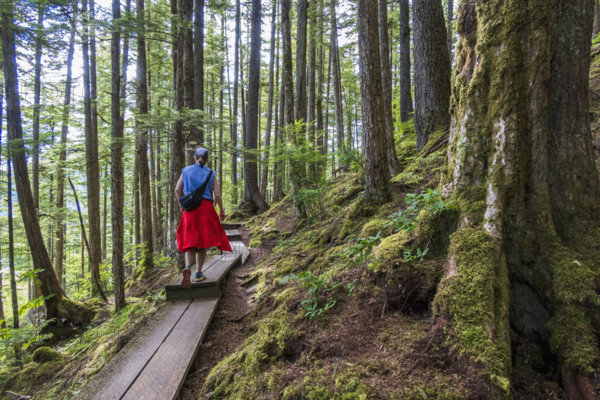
0, 265, 176, 400
200, 145, 504, 399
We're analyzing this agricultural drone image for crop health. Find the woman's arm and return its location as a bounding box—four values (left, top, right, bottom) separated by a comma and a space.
175, 175, 183, 199
213, 178, 226, 220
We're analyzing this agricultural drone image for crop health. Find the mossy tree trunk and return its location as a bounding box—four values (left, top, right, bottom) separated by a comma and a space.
434, 0, 600, 397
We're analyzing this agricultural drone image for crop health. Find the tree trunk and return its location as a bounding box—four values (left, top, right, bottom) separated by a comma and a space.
446, 0, 454, 58
219, 16, 225, 193
261, 0, 277, 198
55, 3, 76, 287
243, 0, 269, 212
413, 0, 451, 151
296, 0, 308, 127
232, 0, 241, 206
435, 1, 600, 397
32, 4, 44, 213
316, 0, 325, 169
399, 0, 413, 123
194, 0, 205, 145
0, 82, 5, 329
82, 0, 107, 302
110, 0, 125, 308
171, 0, 185, 261
181, 0, 195, 158
1, 0, 69, 321
330, 0, 344, 168
136, 0, 154, 276
594, 0, 600, 38
358, 0, 391, 205
307, 3, 317, 180
8, 159, 18, 328
378, 0, 399, 176
273, 45, 285, 202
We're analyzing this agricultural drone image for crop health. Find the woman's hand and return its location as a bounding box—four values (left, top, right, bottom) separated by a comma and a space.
219, 210, 226, 221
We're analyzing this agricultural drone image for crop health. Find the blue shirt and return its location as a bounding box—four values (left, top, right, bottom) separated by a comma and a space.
181, 164, 215, 200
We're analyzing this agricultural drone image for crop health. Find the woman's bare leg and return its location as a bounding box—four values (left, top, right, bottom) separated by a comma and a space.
196, 248, 207, 273
185, 250, 195, 267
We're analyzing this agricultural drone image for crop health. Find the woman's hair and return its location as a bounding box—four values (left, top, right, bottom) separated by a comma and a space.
194, 147, 208, 165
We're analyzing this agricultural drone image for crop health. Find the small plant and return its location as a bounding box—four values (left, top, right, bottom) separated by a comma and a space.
402, 247, 429, 263
386, 188, 455, 233
280, 271, 341, 319
342, 230, 383, 262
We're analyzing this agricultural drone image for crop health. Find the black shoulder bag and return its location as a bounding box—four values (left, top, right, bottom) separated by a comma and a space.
178, 170, 214, 211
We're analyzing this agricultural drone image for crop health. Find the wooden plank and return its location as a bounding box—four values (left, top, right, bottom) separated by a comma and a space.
222, 222, 244, 230
121, 298, 219, 400
165, 253, 241, 301
225, 229, 242, 241
72, 300, 192, 400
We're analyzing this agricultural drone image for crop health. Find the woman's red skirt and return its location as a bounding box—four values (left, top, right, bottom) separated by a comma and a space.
177, 199, 232, 253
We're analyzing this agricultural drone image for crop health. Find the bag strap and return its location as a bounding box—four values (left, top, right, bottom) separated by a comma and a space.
194, 169, 213, 198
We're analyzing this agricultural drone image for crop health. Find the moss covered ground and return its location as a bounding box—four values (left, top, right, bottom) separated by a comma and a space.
0, 266, 174, 400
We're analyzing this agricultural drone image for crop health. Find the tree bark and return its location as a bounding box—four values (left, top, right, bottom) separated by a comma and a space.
194, 0, 205, 145
594, 0, 600, 38
296, 0, 308, 127
82, 0, 107, 302
413, 0, 451, 151
8, 159, 18, 328
136, 0, 154, 276
399, 0, 413, 123
330, 0, 344, 167
446, 0, 454, 58
273, 43, 286, 202
435, 1, 600, 397
1, 2, 67, 320
358, 0, 392, 205
261, 0, 277, 198
181, 0, 195, 159
316, 0, 325, 168
378, 0, 399, 176
243, 0, 269, 212
307, 2, 317, 180
55, 3, 76, 287
32, 4, 44, 213
0, 82, 5, 329
170, 0, 185, 260
232, 0, 241, 206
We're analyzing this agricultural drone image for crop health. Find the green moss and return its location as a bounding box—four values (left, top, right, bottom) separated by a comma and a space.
32, 347, 64, 363
401, 383, 466, 400
552, 259, 599, 306
548, 306, 600, 374
359, 219, 391, 238
203, 308, 298, 398
433, 227, 511, 397
414, 207, 459, 257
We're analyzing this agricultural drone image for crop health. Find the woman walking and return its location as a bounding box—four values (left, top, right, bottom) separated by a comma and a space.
175, 147, 232, 288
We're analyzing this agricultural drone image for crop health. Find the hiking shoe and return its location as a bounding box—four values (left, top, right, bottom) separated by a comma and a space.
194, 272, 207, 283
181, 267, 192, 289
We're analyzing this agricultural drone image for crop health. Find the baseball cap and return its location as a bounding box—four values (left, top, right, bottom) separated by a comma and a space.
194, 147, 209, 161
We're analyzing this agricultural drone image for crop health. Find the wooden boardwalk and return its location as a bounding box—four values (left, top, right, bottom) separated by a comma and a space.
73, 228, 248, 400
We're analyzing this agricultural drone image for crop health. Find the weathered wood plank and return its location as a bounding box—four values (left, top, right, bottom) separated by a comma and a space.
165, 252, 241, 300
222, 222, 244, 230
72, 300, 192, 400
225, 229, 242, 241
121, 298, 219, 400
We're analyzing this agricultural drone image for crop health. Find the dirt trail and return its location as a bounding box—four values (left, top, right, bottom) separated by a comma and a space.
179, 227, 265, 399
